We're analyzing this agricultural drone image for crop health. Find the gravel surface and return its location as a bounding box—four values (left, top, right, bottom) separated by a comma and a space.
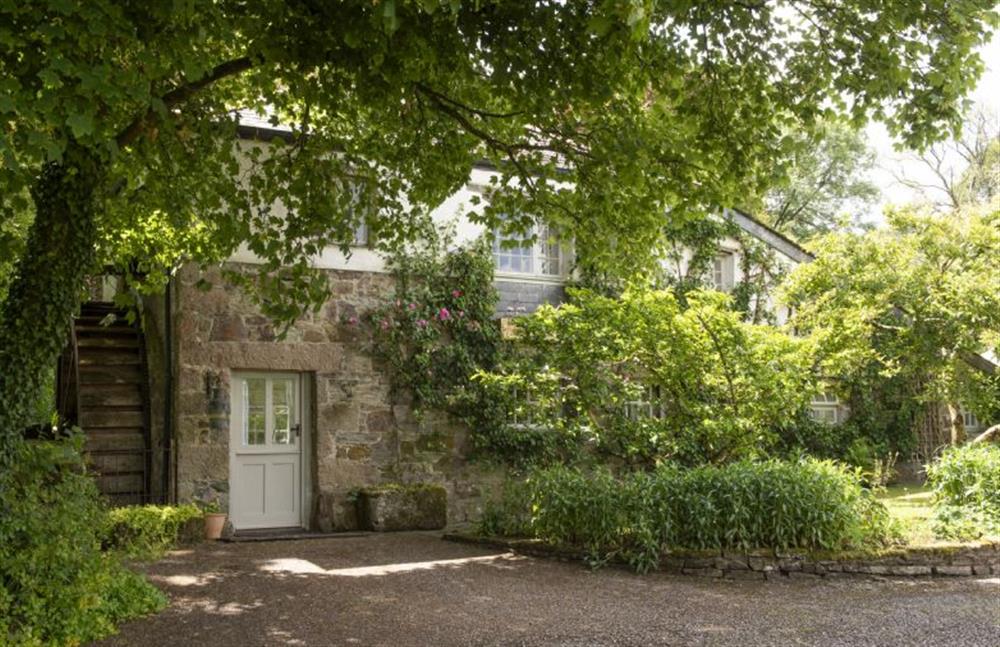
94, 532, 1000, 647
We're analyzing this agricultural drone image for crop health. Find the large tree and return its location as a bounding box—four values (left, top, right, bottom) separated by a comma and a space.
780, 206, 1000, 446
763, 118, 881, 240
0, 0, 996, 457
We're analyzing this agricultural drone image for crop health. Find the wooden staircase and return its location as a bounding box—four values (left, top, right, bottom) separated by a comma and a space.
60, 302, 152, 505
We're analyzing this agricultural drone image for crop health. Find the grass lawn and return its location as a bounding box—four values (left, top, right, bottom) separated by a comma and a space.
877, 484, 937, 546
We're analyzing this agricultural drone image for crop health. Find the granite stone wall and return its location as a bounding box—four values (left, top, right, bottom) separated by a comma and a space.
172, 263, 503, 530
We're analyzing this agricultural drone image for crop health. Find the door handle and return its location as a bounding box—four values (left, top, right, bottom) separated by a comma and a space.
291, 423, 302, 437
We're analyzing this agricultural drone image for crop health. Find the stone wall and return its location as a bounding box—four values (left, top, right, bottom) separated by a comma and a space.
447, 534, 1000, 579
171, 263, 503, 530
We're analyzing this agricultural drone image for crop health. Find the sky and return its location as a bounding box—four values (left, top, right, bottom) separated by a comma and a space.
863, 30, 999, 224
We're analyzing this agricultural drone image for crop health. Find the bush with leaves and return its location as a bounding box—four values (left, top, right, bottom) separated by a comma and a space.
106, 504, 204, 560
481, 459, 896, 573
361, 231, 500, 418
472, 286, 818, 466
0, 434, 165, 645
926, 443, 1000, 539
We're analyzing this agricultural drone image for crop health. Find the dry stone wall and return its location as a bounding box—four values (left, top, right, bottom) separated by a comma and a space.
172, 263, 503, 530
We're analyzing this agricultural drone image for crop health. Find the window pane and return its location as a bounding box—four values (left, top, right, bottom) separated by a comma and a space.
245, 378, 266, 445
272, 380, 293, 445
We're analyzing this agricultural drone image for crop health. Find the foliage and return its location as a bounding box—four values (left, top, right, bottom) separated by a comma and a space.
106, 504, 203, 560
361, 229, 500, 418
471, 286, 817, 466
482, 459, 896, 573
763, 118, 880, 240
0, 434, 165, 645
926, 443, 1000, 539
2, 1, 998, 446
780, 205, 1000, 442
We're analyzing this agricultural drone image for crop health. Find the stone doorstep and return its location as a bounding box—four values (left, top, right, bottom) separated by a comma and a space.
223, 529, 371, 543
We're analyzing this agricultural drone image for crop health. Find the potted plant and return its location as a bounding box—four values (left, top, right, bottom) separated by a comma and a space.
200, 498, 227, 540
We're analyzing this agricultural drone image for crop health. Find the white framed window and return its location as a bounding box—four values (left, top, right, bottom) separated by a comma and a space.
242, 375, 298, 447
623, 384, 666, 421
507, 387, 544, 430
960, 407, 980, 430
712, 252, 736, 291
351, 221, 369, 247
809, 392, 842, 425
493, 219, 562, 277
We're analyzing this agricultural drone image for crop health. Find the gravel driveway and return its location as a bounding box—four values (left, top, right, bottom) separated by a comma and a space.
94, 532, 999, 647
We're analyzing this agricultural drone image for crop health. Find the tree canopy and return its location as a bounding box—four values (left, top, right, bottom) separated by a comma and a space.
0, 1, 997, 448
763, 118, 880, 240
780, 206, 1000, 441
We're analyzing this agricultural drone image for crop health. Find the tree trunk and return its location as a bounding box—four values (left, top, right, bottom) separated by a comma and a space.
947, 402, 966, 445
0, 145, 101, 459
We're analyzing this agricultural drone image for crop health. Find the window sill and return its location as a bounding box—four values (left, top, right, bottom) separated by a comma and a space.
494, 272, 567, 285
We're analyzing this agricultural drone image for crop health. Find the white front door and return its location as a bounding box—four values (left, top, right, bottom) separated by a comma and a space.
229, 372, 305, 530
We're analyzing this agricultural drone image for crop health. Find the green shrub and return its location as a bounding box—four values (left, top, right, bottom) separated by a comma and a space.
0, 435, 166, 645
926, 443, 1000, 538
482, 458, 895, 572
107, 504, 204, 560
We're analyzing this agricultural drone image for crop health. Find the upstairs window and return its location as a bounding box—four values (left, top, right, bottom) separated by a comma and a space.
352, 222, 369, 247
712, 252, 736, 291
493, 219, 561, 277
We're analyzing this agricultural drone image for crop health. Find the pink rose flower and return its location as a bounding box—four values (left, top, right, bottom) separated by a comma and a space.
348, 316, 359, 326
437, 307, 451, 321
417, 319, 428, 328
451, 289, 462, 298
457, 310, 465, 318
408, 303, 417, 310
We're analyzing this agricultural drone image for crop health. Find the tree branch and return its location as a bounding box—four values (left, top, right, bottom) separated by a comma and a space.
116, 56, 255, 148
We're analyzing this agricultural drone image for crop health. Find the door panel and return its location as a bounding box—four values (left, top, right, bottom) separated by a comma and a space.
230, 373, 304, 530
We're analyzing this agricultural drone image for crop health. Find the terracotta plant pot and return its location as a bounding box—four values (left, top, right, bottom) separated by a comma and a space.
204, 513, 227, 540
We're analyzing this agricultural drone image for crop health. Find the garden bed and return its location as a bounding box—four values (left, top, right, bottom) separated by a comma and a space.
443, 531, 1000, 579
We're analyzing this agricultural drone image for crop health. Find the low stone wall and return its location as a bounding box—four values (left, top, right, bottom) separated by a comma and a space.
444, 534, 1000, 579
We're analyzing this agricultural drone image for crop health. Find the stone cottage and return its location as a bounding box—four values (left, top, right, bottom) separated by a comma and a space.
58, 121, 812, 534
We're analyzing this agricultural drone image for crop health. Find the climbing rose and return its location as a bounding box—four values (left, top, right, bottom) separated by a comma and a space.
417, 319, 428, 328
408, 302, 417, 310
437, 307, 451, 321
451, 289, 462, 298
348, 316, 359, 326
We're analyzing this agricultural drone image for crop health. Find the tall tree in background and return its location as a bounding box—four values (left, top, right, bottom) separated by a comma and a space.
1, 0, 997, 457
763, 119, 881, 240
894, 106, 1000, 211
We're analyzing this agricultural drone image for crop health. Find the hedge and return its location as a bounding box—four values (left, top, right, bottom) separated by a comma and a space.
480, 458, 895, 572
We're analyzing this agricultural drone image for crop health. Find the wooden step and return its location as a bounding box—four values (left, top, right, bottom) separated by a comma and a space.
88, 451, 145, 475
76, 336, 140, 349
80, 384, 143, 408
80, 407, 144, 429
78, 364, 143, 385
84, 429, 146, 452
78, 349, 142, 366
73, 317, 139, 335
94, 473, 145, 496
